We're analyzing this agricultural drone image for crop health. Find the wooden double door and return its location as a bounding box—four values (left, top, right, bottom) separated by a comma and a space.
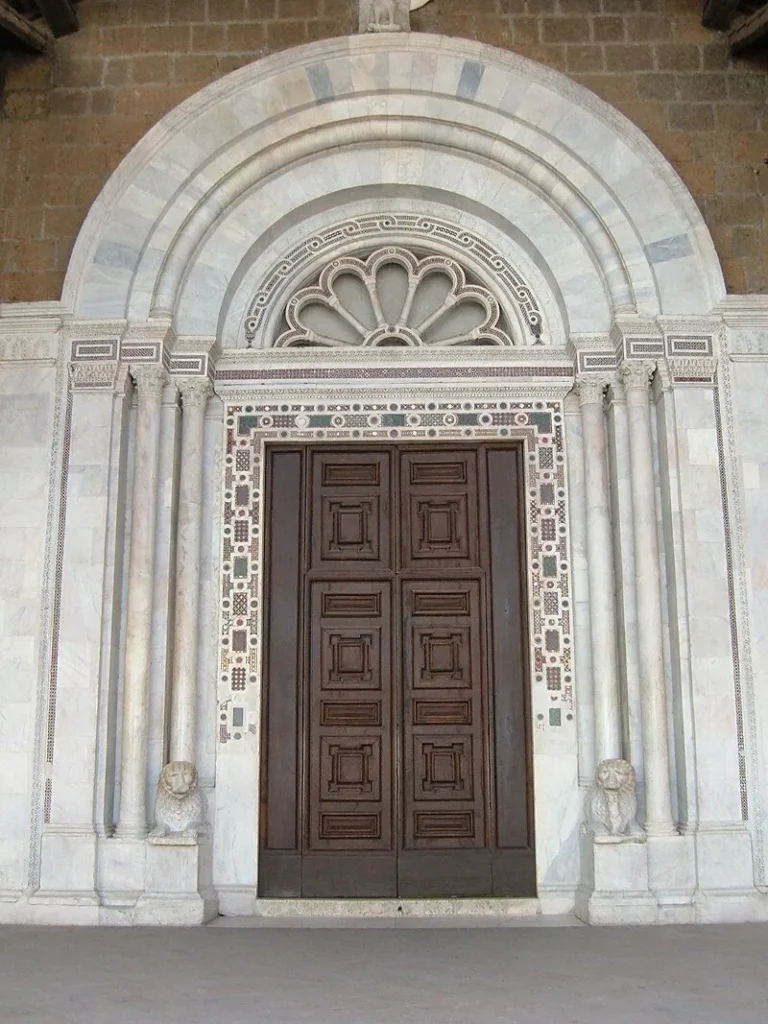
260, 443, 534, 898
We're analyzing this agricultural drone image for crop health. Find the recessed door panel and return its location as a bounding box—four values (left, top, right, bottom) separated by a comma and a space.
261, 444, 534, 898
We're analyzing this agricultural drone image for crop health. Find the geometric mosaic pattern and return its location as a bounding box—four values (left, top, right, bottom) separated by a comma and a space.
218, 396, 573, 742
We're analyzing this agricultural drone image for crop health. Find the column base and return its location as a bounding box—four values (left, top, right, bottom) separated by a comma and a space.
575, 832, 658, 925
647, 832, 696, 921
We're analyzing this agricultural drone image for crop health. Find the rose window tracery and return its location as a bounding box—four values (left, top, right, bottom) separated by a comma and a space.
274, 247, 517, 348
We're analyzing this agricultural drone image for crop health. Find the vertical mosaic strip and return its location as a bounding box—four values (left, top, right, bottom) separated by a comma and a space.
217, 397, 573, 742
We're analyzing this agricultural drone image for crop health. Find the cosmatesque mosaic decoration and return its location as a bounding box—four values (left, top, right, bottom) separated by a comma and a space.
217, 395, 573, 742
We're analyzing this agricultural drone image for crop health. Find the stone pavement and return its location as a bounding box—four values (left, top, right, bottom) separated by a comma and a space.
1, 920, 767, 1023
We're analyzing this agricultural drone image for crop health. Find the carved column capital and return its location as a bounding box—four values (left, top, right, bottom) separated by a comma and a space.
178, 377, 213, 408
574, 374, 610, 406
130, 364, 168, 396
619, 360, 655, 394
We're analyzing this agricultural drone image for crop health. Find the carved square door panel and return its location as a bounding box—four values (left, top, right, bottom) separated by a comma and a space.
261, 445, 534, 899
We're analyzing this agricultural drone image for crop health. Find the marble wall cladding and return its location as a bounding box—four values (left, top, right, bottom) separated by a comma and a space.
732, 358, 768, 882
655, 387, 698, 830
672, 386, 744, 826
48, 388, 119, 837
0, 364, 56, 891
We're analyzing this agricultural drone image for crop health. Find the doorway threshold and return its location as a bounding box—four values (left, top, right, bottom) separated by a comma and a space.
209, 898, 583, 927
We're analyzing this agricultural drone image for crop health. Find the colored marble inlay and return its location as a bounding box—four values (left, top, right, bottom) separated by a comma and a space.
217, 397, 573, 740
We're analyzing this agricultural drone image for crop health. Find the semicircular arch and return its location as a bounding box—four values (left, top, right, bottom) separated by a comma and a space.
64, 33, 725, 338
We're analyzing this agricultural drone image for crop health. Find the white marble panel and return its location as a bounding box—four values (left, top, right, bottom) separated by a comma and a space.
732, 358, 768, 888
673, 388, 744, 826
0, 361, 56, 894
46, 391, 116, 838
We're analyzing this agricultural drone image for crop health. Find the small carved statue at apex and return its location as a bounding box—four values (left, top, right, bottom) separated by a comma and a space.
590, 758, 642, 837
150, 760, 207, 838
359, 0, 409, 33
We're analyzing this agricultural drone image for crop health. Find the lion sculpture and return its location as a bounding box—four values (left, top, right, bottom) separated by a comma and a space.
590, 758, 640, 837
150, 760, 206, 838
360, 0, 407, 32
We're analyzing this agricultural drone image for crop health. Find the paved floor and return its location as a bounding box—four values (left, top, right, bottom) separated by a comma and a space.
1, 920, 767, 1023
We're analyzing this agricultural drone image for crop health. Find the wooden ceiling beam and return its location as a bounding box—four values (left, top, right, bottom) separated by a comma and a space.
0, 0, 48, 51
701, 0, 740, 30
35, 0, 78, 38
730, 3, 768, 51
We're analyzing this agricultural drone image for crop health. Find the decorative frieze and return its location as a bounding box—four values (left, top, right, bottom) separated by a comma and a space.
69, 362, 119, 390
667, 357, 716, 384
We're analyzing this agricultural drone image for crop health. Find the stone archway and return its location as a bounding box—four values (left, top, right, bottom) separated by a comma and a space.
10, 33, 764, 926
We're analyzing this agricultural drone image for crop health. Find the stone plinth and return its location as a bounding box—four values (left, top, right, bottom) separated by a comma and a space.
576, 833, 657, 925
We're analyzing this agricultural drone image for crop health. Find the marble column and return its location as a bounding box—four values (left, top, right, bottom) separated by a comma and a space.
621, 360, 675, 834
115, 365, 167, 839
575, 375, 622, 763
169, 378, 212, 764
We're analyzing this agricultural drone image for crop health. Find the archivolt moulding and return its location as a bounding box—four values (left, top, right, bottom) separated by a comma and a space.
62, 34, 725, 334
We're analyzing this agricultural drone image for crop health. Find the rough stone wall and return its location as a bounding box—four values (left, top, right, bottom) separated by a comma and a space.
0, 0, 766, 302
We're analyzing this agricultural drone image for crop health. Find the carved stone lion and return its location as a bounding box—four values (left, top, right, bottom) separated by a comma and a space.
359, 0, 409, 33
590, 758, 640, 837
150, 761, 206, 838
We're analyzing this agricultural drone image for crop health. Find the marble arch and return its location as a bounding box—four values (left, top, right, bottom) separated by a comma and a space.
4, 32, 768, 927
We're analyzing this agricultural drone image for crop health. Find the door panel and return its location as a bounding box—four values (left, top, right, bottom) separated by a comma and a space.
402, 580, 486, 854
311, 451, 391, 571
401, 451, 478, 568
308, 581, 393, 853
260, 444, 534, 898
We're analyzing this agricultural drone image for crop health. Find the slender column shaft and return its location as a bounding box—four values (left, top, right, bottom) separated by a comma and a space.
116, 366, 167, 839
169, 378, 212, 764
575, 375, 622, 763
621, 360, 674, 833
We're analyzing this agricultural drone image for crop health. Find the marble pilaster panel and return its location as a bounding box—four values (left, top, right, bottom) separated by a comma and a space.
0, 363, 57, 894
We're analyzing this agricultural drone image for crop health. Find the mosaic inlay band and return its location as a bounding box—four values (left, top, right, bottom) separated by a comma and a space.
217, 396, 573, 743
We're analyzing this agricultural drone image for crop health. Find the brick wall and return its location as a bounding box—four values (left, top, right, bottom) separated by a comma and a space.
0, 0, 766, 302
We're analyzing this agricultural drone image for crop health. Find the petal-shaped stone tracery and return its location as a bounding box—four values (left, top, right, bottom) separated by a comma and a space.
275, 247, 514, 348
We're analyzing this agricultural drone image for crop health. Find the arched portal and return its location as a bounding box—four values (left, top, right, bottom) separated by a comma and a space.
14, 33, 764, 925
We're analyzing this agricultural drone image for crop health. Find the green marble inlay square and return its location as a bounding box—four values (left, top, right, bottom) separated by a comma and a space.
530, 412, 552, 432
549, 708, 562, 727
238, 416, 259, 433
458, 413, 478, 425
233, 556, 248, 578
309, 415, 332, 427
542, 555, 557, 577
382, 414, 406, 426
